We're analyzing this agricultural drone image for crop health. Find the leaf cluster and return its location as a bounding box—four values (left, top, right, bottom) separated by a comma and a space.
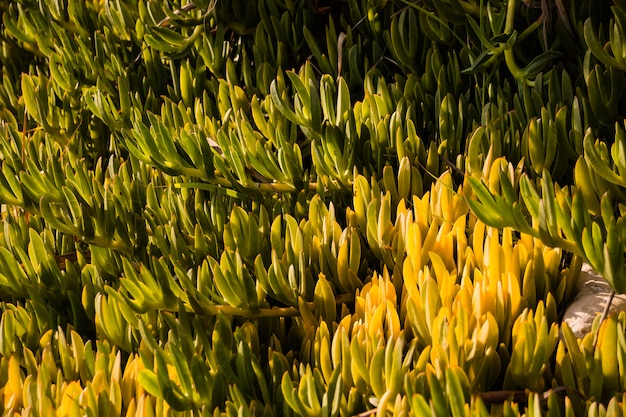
0, 0, 625, 416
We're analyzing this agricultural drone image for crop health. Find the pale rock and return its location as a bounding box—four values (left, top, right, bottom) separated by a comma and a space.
561, 263, 626, 339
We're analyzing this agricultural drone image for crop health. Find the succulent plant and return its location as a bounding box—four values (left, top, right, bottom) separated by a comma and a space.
0, 0, 626, 416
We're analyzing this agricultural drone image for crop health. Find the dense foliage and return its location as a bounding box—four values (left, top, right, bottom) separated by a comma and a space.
1, 0, 626, 415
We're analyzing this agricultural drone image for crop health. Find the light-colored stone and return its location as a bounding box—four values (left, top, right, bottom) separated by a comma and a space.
561, 263, 626, 339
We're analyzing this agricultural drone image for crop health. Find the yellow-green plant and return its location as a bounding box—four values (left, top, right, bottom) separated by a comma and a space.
0, 0, 625, 416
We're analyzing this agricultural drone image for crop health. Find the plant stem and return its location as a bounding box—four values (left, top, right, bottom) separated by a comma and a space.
503, 0, 525, 81
194, 293, 355, 318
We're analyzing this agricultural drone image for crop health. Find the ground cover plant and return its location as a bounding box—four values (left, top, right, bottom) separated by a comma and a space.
1, 0, 626, 415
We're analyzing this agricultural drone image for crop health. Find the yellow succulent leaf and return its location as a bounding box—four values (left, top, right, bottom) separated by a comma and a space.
472, 221, 486, 267
430, 306, 450, 348
136, 394, 157, 417
406, 285, 432, 346
368, 302, 386, 341
4, 354, 23, 410
430, 344, 450, 377
386, 300, 402, 339
405, 221, 423, 275
124, 398, 137, 417
422, 274, 442, 334
597, 315, 620, 394
56, 381, 83, 417
412, 193, 431, 234
471, 269, 486, 320
402, 256, 418, 298
454, 216, 469, 271
369, 346, 387, 398
422, 222, 440, 268
121, 354, 145, 406
505, 271, 524, 319
485, 229, 505, 283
